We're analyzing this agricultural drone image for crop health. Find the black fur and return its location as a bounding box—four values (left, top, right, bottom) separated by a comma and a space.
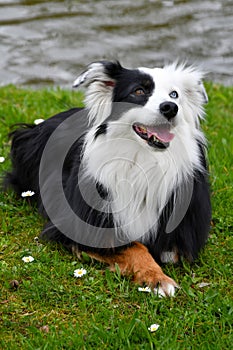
4, 110, 211, 261
4, 62, 211, 263
151, 148, 211, 263
103, 61, 155, 105
94, 124, 108, 139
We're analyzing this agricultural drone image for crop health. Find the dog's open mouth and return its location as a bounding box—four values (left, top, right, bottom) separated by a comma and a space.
133, 123, 175, 149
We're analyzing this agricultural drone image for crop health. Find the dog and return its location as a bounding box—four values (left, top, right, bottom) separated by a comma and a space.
5, 61, 211, 296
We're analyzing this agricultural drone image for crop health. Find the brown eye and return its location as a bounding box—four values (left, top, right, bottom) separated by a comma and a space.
134, 88, 145, 96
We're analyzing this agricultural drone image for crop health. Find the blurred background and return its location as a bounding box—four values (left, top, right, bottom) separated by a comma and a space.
0, 0, 232, 88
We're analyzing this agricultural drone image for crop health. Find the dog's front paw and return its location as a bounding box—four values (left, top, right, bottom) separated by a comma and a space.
136, 270, 178, 297
153, 275, 178, 297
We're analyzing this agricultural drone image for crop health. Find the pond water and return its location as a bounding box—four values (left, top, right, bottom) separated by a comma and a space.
0, 0, 232, 88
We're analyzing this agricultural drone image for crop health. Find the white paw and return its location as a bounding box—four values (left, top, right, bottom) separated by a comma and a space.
154, 281, 178, 297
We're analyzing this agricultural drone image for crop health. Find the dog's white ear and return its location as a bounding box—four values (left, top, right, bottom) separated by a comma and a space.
73, 61, 116, 88
198, 81, 208, 104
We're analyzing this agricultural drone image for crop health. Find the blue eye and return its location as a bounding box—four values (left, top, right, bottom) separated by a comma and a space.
169, 91, 179, 99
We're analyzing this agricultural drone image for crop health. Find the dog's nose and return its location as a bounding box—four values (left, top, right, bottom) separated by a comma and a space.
159, 102, 178, 120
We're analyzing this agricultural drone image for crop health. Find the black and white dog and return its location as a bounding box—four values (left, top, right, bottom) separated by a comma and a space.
5, 61, 211, 296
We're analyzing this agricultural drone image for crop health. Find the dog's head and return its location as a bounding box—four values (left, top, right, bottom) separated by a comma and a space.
73, 61, 208, 150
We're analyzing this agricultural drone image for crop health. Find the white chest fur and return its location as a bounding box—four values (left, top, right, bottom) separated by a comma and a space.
82, 120, 203, 242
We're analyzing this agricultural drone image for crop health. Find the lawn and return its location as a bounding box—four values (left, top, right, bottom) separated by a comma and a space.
0, 84, 233, 349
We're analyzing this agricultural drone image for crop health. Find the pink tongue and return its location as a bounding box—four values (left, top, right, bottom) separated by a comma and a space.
147, 125, 175, 143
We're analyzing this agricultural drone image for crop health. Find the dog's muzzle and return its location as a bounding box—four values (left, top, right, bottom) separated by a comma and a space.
133, 123, 175, 149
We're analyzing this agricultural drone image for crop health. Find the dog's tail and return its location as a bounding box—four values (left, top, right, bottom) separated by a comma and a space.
3, 123, 40, 197
3, 107, 85, 198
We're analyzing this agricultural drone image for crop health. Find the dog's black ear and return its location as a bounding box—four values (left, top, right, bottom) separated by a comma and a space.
73, 61, 123, 88
198, 81, 208, 104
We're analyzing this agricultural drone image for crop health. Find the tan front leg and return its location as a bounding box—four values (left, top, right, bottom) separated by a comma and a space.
88, 242, 178, 297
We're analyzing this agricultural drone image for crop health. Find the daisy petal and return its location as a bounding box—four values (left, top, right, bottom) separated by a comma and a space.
148, 324, 160, 332
34, 118, 44, 125
74, 268, 87, 278
22, 256, 34, 263
21, 190, 35, 197
138, 286, 152, 293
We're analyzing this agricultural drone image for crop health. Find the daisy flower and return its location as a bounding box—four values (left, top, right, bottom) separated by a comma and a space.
0, 157, 5, 163
74, 268, 87, 278
22, 256, 34, 263
21, 190, 35, 197
34, 118, 44, 125
138, 286, 152, 293
148, 324, 160, 332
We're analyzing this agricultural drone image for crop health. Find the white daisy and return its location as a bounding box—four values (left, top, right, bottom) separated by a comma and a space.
34, 118, 44, 125
74, 268, 87, 278
0, 157, 5, 163
138, 286, 152, 293
148, 324, 160, 332
22, 256, 34, 263
21, 190, 35, 197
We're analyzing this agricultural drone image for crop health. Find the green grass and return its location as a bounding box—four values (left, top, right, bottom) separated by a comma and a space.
0, 84, 233, 349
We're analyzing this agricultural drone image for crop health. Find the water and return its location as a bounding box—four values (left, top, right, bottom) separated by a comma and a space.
0, 0, 232, 88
